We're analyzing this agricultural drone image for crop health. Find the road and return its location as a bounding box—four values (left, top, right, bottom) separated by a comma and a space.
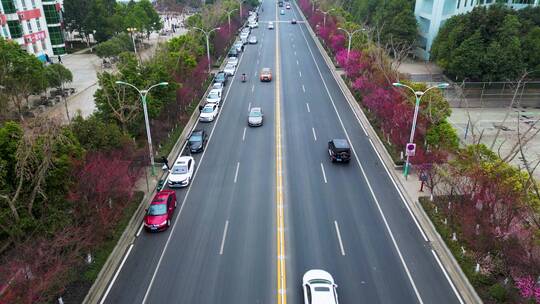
100, 1, 464, 303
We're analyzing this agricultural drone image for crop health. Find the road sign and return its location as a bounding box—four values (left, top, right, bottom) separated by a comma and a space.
406, 143, 416, 157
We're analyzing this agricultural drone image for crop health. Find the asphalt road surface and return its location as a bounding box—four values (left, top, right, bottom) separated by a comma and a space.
100, 1, 464, 303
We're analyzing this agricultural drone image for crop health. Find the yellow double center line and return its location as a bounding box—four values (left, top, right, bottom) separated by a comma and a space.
274, 4, 287, 304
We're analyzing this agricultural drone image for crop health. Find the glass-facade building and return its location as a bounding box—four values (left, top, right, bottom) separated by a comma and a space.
0, 0, 66, 62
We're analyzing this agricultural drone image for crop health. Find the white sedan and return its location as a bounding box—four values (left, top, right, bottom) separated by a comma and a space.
268, 22, 274, 29
302, 270, 339, 304
224, 63, 236, 76
206, 89, 222, 105
199, 103, 219, 122
167, 156, 195, 188
227, 56, 239, 67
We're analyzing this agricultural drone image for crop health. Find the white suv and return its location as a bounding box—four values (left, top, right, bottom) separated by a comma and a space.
168, 156, 195, 188
302, 270, 339, 304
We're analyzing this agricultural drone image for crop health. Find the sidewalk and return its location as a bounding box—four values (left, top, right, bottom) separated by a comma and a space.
41, 16, 189, 123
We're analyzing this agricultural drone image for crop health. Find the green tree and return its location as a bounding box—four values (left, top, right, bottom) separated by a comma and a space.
447, 31, 485, 81
45, 64, 73, 89
71, 114, 130, 151
84, 0, 117, 42
373, 0, 417, 47
483, 15, 524, 81
0, 38, 46, 120
522, 26, 540, 77
426, 120, 459, 151
95, 33, 134, 58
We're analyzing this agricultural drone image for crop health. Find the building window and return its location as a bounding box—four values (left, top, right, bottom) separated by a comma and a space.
7, 20, 22, 38
36, 19, 41, 31
1, 0, 17, 14
52, 46, 65, 55
32, 42, 38, 53
31, 0, 35, 8
457, 0, 461, 8
41, 39, 46, 50
26, 20, 32, 33
42, 4, 60, 24
48, 26, 64, 45
2, 25, 8, 38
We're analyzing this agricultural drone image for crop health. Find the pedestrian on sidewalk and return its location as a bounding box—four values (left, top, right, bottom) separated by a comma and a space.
161, 156, 170, 170
57, 55, 62, 64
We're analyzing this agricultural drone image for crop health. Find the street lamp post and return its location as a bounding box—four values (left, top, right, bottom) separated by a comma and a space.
226, 8, 239, 33
311, 0, 318, 13
392, 82, 450, 178
317, 8, 335, 28
192, 26, 221, 73
127, 27, 139, 64
115, 81, 169, 176
236, 0, 245, 19
337, 27, 364, 61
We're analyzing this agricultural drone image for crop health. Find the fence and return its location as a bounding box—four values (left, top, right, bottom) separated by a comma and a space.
445, 81, 540, 108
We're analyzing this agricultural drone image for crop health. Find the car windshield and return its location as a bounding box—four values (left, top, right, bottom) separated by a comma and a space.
189, 134, 202, 142
314, 286, 331, 292
202, 107, 214, 113
172, 164, 188, 174
208, 92, 219, 99
216, 74, 225, 80
309, 279, 332, 284
148, 204, 167, 215
250, 111, 261, 117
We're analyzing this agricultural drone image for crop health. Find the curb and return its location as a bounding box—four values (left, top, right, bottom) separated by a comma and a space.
82, 69, 222, 304
295, 3, 482, 304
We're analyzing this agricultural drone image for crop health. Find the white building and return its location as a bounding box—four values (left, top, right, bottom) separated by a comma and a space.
415, 0, 539, 60
0, 0, 66, 62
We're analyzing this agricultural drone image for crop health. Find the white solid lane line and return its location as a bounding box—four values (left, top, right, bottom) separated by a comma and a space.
306, 103, 310, 113
431, 249, 465, 304
234, 162, 240, 183
136, 223, 144, 237
312, 127, 317, 141
242, 127, 247, 141
334, 221, 346, 256
248, 102, 251, 111
219, 220, 230, 255
320, 163, 327, 184
296, 19, 425, 304
302, 85, 306, 92
99, 244, 134, 304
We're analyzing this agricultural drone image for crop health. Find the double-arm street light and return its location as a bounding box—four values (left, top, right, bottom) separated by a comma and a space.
311, 0, 318, 13
392, 82, 450, 178
192, 26, 221, 73
317, 8, 335, 28
226, 8, 239, 33
115, 81, 169, 176
337, 27, 365, 61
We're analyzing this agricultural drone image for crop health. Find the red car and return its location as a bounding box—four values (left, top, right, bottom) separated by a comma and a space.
259, 68, 273, 82
144, 190, 177, 232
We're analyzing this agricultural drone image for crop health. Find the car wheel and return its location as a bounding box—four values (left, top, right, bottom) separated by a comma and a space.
174, 200, 177, 208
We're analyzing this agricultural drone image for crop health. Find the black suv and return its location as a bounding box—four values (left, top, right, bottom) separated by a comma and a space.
328, 139, 351, 163
188, 129, 207, 153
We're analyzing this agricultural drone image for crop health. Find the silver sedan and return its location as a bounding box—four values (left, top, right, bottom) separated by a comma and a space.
248, 107, 263, 127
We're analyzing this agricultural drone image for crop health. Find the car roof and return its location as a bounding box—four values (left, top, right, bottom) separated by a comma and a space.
191, 129, 204, 136
209, 89, 221, 94
203, 103, 216, 108
175, 156, 192, 165
262, 67, 271, 72
332, 139, 350, 149
153, 190, 174, 203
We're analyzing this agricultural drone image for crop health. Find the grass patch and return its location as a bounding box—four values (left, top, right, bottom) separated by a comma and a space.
419, 196, 521, 303
60, 191, 144, 303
